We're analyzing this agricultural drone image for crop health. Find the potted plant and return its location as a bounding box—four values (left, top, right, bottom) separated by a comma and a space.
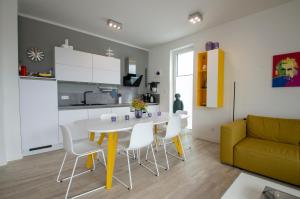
131, 99, 147, 119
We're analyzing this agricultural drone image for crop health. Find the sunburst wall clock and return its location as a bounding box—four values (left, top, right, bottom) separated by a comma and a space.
26, 47, 45, 62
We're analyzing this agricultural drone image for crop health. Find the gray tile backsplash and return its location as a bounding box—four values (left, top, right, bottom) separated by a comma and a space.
58, 81, 138, 106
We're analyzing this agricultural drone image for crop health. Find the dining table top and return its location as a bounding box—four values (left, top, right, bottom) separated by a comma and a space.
75, 112, 187, 133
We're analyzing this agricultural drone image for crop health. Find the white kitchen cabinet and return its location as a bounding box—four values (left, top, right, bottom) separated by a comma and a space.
19, 78, 59, 154
58, 109, 89, 143
88, 108, 111, 119
55, 63, 93, 83
55, 47, 93, 82
147, 105, 160, 113
92, 54, 120, 84
111, 107, 131, 114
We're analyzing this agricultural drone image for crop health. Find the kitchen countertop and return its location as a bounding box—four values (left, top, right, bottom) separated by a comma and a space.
58, 103, 159, 110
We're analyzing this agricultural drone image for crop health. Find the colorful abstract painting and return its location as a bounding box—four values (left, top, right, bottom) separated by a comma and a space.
272, 52, 300, 87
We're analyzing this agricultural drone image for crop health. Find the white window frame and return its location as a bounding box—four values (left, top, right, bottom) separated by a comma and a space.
169, 44, 194, 113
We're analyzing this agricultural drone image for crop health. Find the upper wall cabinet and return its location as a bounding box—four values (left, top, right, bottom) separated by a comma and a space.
92, 54, 121, 84
196, 49, 224, 108
55, 47, 93, 82
54, 47, 121, 84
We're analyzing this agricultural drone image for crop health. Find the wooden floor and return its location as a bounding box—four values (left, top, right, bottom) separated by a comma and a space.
0, 138, 240, 199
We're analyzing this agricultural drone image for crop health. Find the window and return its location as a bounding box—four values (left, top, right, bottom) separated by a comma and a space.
172, 47, 194, 129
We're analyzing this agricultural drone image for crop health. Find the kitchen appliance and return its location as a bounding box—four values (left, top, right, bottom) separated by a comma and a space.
142, 93, 160, 103
142, 93, 150, 103
150, 95, 154, 103
149, 82, 160, 93
123, 57, 143, 87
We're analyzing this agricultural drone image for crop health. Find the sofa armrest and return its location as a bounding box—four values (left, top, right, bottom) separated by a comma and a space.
220, 119, 247, 165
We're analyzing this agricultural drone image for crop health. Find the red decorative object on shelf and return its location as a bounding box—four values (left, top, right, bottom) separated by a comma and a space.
20, 65, 27, 76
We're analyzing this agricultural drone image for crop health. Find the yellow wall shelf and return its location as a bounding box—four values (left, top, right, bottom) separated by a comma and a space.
196, 49, 224, 108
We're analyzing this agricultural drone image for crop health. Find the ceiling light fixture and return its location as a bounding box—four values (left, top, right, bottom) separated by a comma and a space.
188, 12, 202, 24
107, 19, 122, 30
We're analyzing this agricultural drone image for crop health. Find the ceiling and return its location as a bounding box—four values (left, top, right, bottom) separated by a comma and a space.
18, 0, 291, 50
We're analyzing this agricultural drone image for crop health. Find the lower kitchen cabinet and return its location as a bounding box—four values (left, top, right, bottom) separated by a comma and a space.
88, 108, 111, 119
111, 107, 131, 114
147, 105, 160, 113
19, 78, 59, 155
58, 109, 89, 143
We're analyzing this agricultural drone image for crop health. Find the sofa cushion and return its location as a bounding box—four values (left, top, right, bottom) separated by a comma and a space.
234, 137, 300, 185
247, 115, 300, 145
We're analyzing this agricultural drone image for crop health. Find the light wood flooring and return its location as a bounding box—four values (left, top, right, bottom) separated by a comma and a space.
0, 138, 240, 199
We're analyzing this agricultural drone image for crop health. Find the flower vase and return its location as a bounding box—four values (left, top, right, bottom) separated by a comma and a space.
135, 110, 143, 119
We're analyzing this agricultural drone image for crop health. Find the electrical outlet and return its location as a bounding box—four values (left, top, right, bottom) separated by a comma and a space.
61, 95, 70, 100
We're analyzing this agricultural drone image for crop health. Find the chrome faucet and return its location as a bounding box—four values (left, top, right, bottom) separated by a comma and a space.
82, 91, 93, 104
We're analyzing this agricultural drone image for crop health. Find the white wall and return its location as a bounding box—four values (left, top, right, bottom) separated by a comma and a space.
149, 1, 300, 143
0, 0, 22, 165
0, 0, 6, 166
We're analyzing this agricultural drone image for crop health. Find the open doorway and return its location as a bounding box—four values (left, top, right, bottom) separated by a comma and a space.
172, 46, 194, 129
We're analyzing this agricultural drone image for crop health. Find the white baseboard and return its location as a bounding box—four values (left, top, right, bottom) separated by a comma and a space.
194, 135, 220, 143
6, 153, 23, 162
0, 160, 7, 166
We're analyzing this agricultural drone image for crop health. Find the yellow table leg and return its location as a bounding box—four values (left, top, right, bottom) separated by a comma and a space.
154, 125, 158, 147
106, 132, 118, 190
89, 132, 95, 141
172, 135, 183, 157
86, 132, 96, 169
97, 133, 105, 145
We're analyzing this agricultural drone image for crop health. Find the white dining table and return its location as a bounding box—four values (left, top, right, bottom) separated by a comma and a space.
75, 112, 186, 190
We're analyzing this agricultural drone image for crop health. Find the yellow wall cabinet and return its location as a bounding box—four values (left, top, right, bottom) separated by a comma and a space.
196, 49, 224, 108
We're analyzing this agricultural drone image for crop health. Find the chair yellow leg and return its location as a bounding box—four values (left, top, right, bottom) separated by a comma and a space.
172, 136, 183, 157
86, 132, 96, 169
97, 133, 105, 145
106, 132, 118, 190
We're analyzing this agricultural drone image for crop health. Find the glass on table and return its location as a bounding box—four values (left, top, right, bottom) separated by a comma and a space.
111, 116, 117, 122
157, 111, 161, 117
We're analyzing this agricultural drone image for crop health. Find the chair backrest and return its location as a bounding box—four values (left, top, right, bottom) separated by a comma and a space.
175, 110, 188, 115
60, 125, 75, 154
100, 113, 118, 120
175, 110, 188, 129
165, 116, 182, 139
128, 122, 154, 150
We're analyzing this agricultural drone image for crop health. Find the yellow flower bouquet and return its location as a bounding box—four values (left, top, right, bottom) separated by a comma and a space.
131, 99, 147, 119
131, 99, 147, 111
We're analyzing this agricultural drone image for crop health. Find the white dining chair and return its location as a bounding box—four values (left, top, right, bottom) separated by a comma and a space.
116, 122, 159, 190
57, 125, 107, 199
175, 110, 191, 149
155, 116, 186, 170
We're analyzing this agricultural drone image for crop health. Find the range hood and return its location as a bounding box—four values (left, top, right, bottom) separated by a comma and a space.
123, 58, 143, 87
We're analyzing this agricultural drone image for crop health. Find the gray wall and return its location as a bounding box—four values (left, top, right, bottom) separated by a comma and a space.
57, 82, 138, 106
18, 16, 149, 94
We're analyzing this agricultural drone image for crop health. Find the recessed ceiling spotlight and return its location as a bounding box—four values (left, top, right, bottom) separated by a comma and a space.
107, 19, 122, 31
188, 12, 202, 24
